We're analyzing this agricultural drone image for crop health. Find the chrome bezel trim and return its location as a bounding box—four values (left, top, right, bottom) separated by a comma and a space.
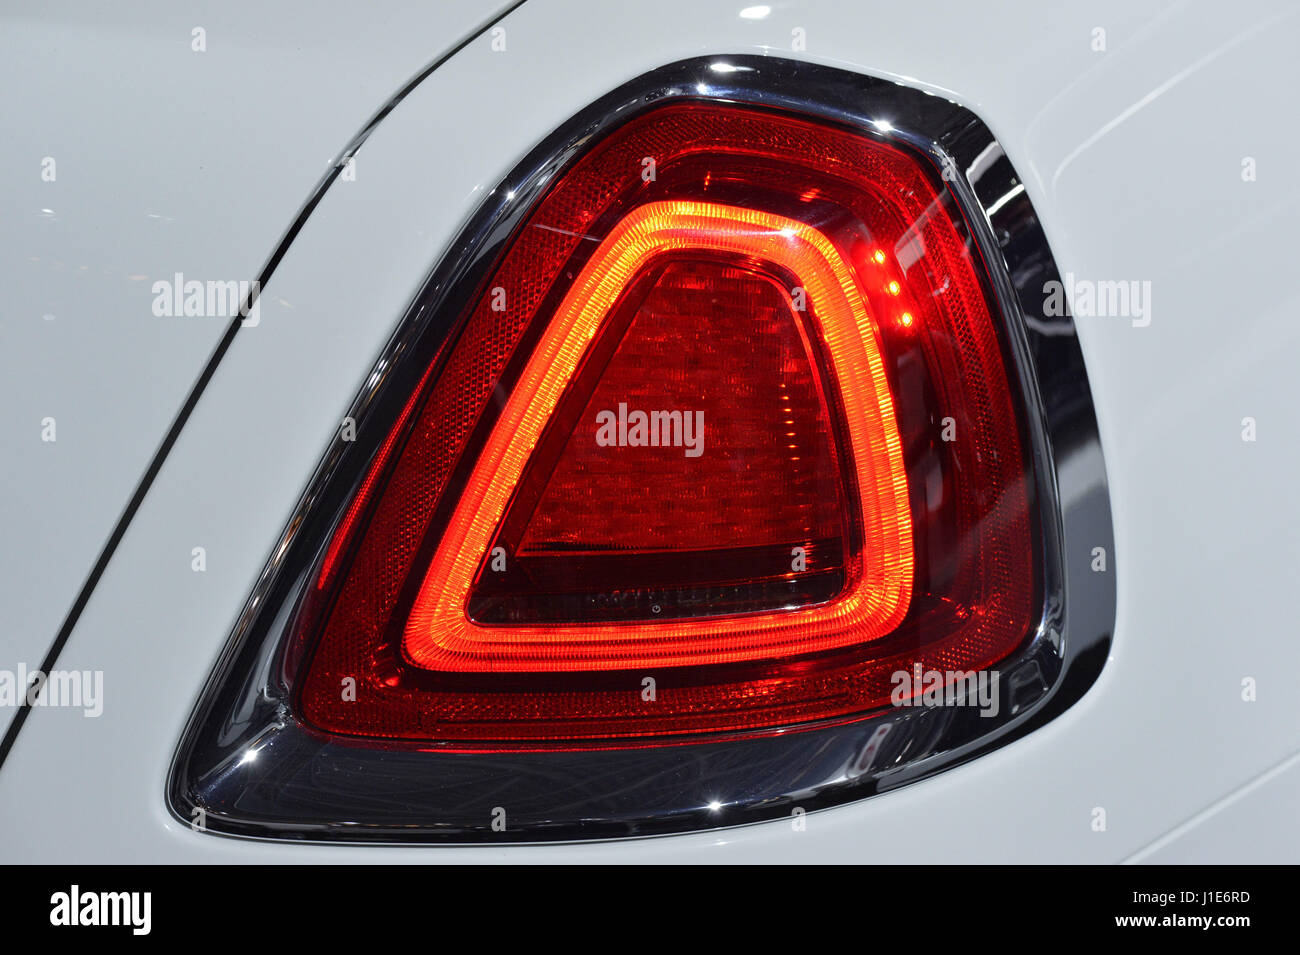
168, 56, 1115, 844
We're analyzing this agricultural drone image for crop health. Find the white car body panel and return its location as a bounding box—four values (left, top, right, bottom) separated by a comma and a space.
0, 0, 512, 739
3, 0, 1298, 862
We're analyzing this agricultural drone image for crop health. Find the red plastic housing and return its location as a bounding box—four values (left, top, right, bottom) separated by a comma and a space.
291, 101, 1036, 746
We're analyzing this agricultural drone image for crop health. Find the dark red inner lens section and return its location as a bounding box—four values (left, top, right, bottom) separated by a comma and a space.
469, 256, 849, 624
292, 101, 1036, 746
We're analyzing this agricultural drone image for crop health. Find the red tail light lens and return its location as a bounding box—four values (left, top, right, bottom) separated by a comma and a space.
408, 200, 913, 672
473, 254, 854, 626
293, 101, 1035, 745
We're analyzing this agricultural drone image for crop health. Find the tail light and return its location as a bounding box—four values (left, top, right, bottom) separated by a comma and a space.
294, 101, 1032, 745
172, 57, 1114, 840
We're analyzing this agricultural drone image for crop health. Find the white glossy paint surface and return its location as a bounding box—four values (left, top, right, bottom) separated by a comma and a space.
2, 0, 1297, 861
0, 0, 512, 739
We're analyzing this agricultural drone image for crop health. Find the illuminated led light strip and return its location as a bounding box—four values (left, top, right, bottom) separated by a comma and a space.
403, 200, 912, 672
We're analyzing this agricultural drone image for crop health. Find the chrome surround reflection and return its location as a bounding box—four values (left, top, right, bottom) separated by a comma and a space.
168, 56, 1115, 844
